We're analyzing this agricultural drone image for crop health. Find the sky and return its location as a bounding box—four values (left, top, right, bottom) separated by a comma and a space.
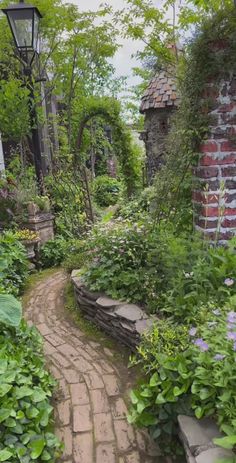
66, 0, 164, 87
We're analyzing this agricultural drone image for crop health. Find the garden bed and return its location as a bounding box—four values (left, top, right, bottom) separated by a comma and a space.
71, 270, 157, 351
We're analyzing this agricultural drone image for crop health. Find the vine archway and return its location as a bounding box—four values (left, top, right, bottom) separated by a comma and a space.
73, 97, 140, 197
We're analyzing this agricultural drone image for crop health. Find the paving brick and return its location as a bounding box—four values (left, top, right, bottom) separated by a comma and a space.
73, 357, 93, 373
73, 404, 92, 432
52, 352, 70, 368
45, 333, 65, 347
94, 413, 115, 442
125, 452, 140, 463
57, 378, 70, 401
99, 359, 114, 374
90, 389, 110, 414
57, 343, 79, 359
43, 341, 57, 356
114, 420, 135, 452
48, 364, 63, 380
73, 432, 93, 463
111, 397, 128, 420
70, 383, 89, 405
84, 371, 104, 389
103, 375, 120, 396
56, 426, 72, 459
36, 323, 52, 336
63, 368, 81, 384
96, 443, 116, 463
57, 400, 70, 426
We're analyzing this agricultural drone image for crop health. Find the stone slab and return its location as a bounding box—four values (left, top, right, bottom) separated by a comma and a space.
96, 296, 124, 308
178, 415, 222, 456
196, 447, 234, 463
115, 304, 144, 322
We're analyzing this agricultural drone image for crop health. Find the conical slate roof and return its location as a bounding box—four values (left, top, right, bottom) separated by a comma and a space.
140, 69, 180, 113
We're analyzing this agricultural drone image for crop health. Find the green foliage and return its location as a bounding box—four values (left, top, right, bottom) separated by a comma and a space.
0, 294, 22, 327
45, 166, 87, 239
40, 237, 68, 268
128, 306, 236, 458
63, 240, 87, 273
80, 221, 236, 320
93, 175, 122, 207
0, 320, 61, 462
0, 232, 28, 296
0, 79, 31, 141
116, 187, 156, 221
74, 96, 143, 197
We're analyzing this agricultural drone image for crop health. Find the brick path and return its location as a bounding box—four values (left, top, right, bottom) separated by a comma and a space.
24, 271, 168, 463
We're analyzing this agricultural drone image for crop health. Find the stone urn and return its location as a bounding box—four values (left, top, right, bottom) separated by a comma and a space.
20, 238, 39, 260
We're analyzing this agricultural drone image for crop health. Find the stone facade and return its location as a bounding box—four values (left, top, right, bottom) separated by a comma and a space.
193, 74, 236, 242
141, 108, 174, 181
140, 70, 179, 184
71, 271, 156, 351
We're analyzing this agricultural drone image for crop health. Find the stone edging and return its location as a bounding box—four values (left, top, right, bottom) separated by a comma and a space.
178, 415, 235, 462
71, 270, 157, 351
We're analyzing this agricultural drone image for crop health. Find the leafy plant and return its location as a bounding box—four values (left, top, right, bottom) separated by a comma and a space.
93, 175, 122, 207
0, 321, 61, 462
40, 237, 68, 268
0, 294, 22, 327
0, 232, 28, 296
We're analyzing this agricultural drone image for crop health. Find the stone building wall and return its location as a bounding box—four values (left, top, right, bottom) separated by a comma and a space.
193, 74, 236, 242
143, 108, 174, 183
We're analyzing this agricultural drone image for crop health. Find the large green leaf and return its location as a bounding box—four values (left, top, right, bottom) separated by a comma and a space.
0, 294, 22, 327
0, 449, 13, 461
213, 435, 236, 449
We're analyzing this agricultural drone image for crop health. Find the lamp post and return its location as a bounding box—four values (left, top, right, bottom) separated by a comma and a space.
1, 0, 44, 194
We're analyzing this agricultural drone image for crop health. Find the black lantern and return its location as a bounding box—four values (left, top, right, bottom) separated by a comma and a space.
2, 0, 42, 56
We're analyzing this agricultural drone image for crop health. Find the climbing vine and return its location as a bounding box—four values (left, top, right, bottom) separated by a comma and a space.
73, 97, 142, 197
152, 7, 236, 230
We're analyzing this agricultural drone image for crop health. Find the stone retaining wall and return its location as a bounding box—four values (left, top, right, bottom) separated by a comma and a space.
71, 270, 156, 351
178, 415, 235, 462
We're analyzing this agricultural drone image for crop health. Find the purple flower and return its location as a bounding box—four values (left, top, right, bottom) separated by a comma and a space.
227, 332, 236, 341
212, 309, 221, 316
214, 354, 225, 361
194, 338, 209, 352
189, 327, 197, 336
227, 312, 236, 324
224, 278, 234, 287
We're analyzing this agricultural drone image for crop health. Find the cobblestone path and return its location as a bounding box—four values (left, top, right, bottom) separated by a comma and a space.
24, 271, 168, 463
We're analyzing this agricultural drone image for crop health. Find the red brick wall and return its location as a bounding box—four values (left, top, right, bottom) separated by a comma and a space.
193, 76, 236, 242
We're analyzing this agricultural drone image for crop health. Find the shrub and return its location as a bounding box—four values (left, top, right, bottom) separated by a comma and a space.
0, 232, 28, 296
40, 237, 68, 268
129, 305, 236, 460
116, 186, 156, 221
80, 221, 236, 320
93, 175, 122, 207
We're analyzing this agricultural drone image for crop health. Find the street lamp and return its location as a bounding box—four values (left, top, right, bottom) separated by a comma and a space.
1, 0, 44, 194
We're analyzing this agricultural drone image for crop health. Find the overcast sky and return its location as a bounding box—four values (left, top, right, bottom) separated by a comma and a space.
66, 0, 166, 86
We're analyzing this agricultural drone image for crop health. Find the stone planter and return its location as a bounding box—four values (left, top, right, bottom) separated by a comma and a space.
71, 270, 157, 351
20, 238, 39, 260
24, 203, 54, 246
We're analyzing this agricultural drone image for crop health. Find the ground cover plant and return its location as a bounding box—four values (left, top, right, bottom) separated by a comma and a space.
0, 296, 61, 462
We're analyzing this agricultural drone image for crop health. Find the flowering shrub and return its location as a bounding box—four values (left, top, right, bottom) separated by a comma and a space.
80, 222, 236, 320
14, 229, 39, 242
129, 306, 236, 459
